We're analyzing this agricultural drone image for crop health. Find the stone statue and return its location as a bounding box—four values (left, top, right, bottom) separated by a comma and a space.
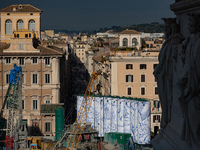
154, 18, 183, 129
177, 13, 200, 146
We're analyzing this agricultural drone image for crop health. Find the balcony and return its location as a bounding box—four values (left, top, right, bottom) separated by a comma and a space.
41, 103, 64, 115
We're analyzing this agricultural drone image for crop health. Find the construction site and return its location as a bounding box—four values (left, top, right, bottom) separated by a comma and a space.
0, 4, 156, 150
0, 64, 152, 150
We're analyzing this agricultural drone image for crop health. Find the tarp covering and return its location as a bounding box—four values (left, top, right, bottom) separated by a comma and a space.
77, 95, 151, 144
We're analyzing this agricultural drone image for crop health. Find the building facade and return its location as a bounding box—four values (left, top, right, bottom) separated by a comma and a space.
0, 4, 42, 43
109, 50, 161, 134
0, 4, 65, 136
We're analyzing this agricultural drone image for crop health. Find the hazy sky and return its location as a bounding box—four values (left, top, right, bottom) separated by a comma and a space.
1, 0, 175, 30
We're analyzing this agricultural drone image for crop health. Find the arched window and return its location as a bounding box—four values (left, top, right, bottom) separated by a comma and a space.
29, 19, 35, 31
123, 38, 128, 46
5, 20, 12, 35
17, 19, 24, 30
132, 38, 137, 46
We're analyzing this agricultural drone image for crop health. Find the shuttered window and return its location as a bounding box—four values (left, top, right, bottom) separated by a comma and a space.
141, 87, 145, 95
155, 87, 158, 95
140, 64, 146, 69
141, 75, 145, 82
127, 88, 131, 95
153, 115, 161, 123
29, 19, 35, 31
17, 19, 24, 30
126, 75, 133, 82
126, 64, 133, 69
5, 20, 12, 35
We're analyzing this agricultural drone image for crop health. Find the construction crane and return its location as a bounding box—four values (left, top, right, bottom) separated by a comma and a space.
66, 70, 102, 149
0, 64, 27, 150
49, 70, 102, 150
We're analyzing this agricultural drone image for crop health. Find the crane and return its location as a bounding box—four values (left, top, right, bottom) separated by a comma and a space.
0, 64, 27, 150
66, 70, 102, 149
49, 70, 102, 150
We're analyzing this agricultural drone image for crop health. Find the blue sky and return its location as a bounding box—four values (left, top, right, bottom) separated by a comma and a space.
1, 0, 175, 30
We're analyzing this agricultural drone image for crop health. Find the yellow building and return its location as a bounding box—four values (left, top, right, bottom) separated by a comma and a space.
0, 4, 42, 43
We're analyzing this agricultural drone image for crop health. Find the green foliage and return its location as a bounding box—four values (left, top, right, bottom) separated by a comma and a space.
97, 22, 164, 33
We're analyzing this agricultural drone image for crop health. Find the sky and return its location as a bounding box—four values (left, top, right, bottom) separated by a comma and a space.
0, 0, 175, 31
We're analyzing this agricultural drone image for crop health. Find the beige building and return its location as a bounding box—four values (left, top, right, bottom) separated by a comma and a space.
109, 50, 161, 133
0, 4, 65, 136
74, 41, 90, 64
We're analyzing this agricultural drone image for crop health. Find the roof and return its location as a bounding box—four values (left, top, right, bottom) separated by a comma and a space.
0, 4, 42, 12
0, 44, 64, 56
119, 29, 140, 35
93, 51, 110, 62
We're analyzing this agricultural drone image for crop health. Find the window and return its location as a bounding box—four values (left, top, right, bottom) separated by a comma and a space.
153, 115, 161, 123
33, 100, 38, 110
141, 87, 145, 95
45, 58, 50, 66
45, 122, 51, 132
22, 100, 25, 110
5, 20, 12, 35
132, 38, 137, 46
19, 44, 24, 50
32, 57, 37, 64
6, 74, 10, 84
33, 74, 37, 84
28, 20, 35, 31
154, 64, 158, 69
6, 58, 11, 64
29, 33, 31, 38
126, 75, 133, 82
19, 58, 24, 66
25, 34, 28, 38
138, 52, 141, 56
45, 74, 50, 83
82, 53, 84, 55
17, 34, 19, 38
140, 64, 146, 69
155, 87, 158, 95
126, 64, 133, 69
45, 100, 51, 104
32, 122, 39, 135
127, 87, 131, 95
141, 75, 145, 82
17, 19, 24, 30
123, 38, 128, 46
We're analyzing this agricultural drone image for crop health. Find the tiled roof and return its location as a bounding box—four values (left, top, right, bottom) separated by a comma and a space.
119, 29, 140, 35
0, 44, 64, 56
0, 4, 42, 12
93, 51, 110, 62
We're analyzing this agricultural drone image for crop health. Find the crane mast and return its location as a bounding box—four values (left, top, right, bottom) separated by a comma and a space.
66, 70, 102, 150
0, 65, 27, 150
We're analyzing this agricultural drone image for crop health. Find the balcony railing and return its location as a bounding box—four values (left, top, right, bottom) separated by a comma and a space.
41, 103, 64, 115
